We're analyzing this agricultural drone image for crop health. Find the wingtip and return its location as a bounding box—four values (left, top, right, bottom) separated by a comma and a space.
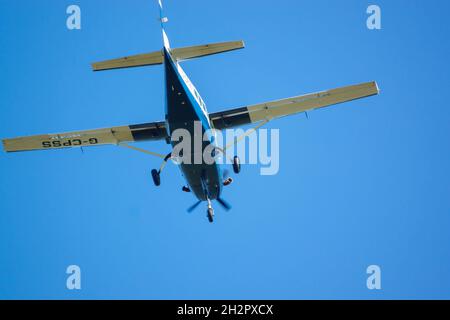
373, 81, 380, 94
91, 63, 99, 72
1, 139, 11, 152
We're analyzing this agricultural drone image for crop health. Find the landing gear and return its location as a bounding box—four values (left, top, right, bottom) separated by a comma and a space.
232, 156, 241, 174
213, 147, 241, 175
207, 199, 214, 223
151, 169, 160, 186
207, 208, 214, 223
151, 152, 172, 187
182, 186, 191, 192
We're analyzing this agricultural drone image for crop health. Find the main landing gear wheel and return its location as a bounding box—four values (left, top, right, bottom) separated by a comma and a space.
207, 208, 214, 223
151, 169, 161, 186
151, 152, 172, 187
232, 156, 241, 174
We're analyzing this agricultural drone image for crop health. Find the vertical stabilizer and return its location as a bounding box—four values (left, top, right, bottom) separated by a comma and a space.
158, 0, 170, 50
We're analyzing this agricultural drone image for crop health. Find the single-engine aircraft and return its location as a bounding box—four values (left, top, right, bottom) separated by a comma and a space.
2, 1, 379, 222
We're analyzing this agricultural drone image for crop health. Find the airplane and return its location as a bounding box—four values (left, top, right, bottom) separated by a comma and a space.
2, 1, 379, 223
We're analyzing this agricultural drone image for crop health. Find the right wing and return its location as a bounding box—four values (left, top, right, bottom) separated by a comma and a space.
2, 121, 168, 152
210, 81, 379, 129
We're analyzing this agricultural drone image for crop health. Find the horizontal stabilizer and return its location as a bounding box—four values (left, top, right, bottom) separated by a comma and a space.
91, 40, 244, 71
172, 40, 244, 61
92, 51, 163, 71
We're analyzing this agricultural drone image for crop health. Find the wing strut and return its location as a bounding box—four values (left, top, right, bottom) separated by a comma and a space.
118, 143, 166, 159
223, 119, 270, 151
213, 118, 271, 162
119, 143, 173, 175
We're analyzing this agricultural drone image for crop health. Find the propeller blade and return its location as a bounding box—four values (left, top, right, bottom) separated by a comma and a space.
217, 197, 232, 211
187, 200, 202, 213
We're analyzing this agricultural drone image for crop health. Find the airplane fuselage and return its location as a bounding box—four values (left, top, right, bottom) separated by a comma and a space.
163, 48, 222, 201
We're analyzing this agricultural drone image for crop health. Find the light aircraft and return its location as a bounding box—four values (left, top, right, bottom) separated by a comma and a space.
2, 1, 379, 222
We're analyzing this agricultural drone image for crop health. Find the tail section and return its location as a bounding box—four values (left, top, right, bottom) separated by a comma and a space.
158, 0, 170, 50
90, 1, 245, 72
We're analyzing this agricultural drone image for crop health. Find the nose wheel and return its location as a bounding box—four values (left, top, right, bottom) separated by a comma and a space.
207, 208, 214, 223
206, 199, 214, 223
232, 156, 241, 174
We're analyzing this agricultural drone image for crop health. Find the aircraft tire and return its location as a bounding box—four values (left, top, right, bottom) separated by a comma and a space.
232, 156, 241, 174
207, 208, 214, 223
151, 169, 161, 186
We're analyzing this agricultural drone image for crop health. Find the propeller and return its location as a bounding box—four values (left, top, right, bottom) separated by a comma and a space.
187, 197, 232, 213
217, 197, 232, 211
187, 200, 202, 213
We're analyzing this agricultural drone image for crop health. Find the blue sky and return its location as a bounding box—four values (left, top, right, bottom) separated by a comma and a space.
0, 0, 449, 299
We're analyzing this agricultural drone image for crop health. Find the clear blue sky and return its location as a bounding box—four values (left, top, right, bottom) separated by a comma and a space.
1, 0, 449, 299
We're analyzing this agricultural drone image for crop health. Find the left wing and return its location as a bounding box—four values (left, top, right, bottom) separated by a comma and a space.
210, 81, 379, 129
2, 121, 168, 152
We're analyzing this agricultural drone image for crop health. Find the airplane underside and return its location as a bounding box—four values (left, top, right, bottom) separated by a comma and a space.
1, 1, 379, 223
